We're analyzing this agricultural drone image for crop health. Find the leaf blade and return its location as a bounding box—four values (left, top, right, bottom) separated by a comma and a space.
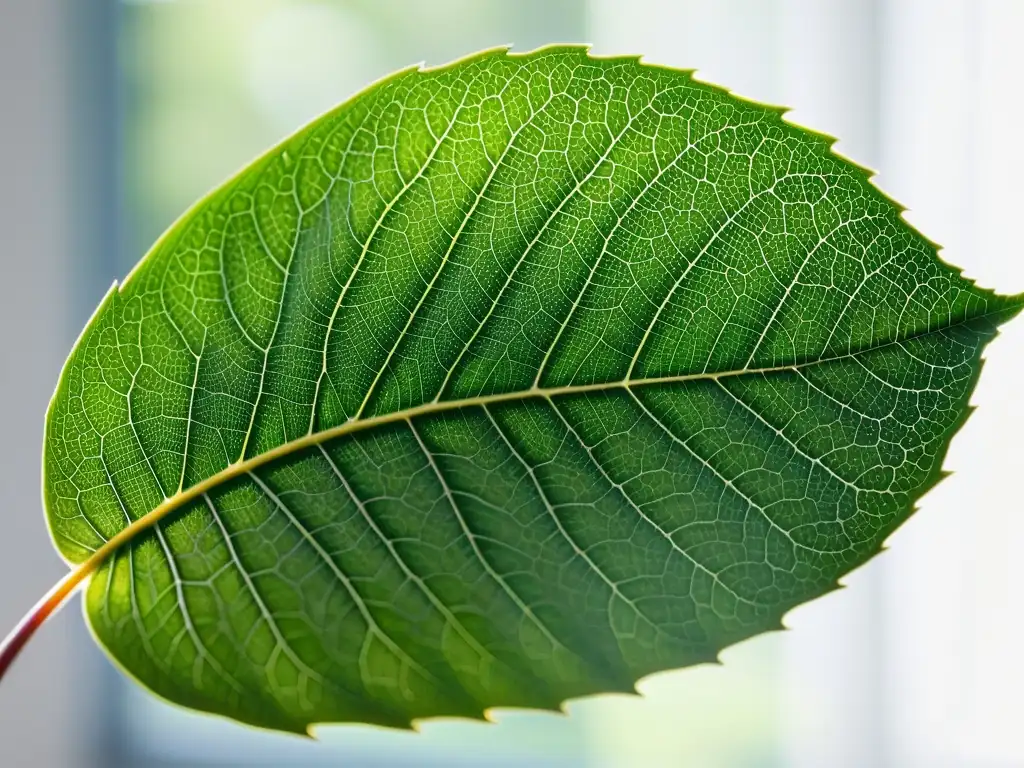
41, 46, 1022, 733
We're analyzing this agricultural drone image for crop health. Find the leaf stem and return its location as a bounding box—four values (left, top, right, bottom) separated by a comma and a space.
0, 560, 96, 681
0, 506, 165, 682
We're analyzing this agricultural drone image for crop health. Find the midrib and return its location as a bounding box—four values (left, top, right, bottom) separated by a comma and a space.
71, 303, 1021, 575
7, 301, 1011, 680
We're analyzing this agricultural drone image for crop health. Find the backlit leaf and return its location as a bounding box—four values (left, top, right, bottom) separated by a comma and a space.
41, 47, 1022, 733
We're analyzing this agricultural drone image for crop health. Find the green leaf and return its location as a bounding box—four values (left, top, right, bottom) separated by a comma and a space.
39, 46, 1022, 734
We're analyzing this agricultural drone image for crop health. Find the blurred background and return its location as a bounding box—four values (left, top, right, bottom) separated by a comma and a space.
1, 0, 1023, 765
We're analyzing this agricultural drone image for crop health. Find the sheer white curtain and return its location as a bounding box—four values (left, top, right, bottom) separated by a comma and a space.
588, 1, 1024, 766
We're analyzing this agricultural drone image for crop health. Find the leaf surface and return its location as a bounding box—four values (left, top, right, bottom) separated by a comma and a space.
43, 46, 1022, 733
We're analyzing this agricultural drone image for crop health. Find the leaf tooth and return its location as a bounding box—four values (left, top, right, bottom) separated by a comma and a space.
420, 44, 513, 75
897, 209, 950, 252
408, 708, 490, 732
586, 49, 648, 66
509, 42, 590, 59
